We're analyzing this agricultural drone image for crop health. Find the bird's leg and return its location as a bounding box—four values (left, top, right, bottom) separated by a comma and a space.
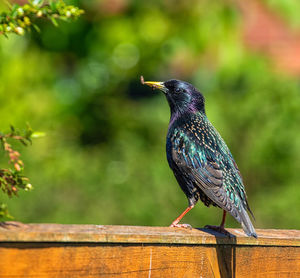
220, 209, 227, 229
170, 205, 194, 228
205, 210, 231, 236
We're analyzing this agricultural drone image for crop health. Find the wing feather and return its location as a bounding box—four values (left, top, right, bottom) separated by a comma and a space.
170, 125, 251, 226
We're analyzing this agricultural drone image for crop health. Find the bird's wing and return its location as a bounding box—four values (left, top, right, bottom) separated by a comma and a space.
170, 126, 245, 222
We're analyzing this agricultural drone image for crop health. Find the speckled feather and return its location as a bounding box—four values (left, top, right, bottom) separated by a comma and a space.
166, 111, 256, 236
167, 112, 249, 210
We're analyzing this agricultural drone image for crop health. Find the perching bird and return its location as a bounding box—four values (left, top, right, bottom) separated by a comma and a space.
142, 77, 257, 238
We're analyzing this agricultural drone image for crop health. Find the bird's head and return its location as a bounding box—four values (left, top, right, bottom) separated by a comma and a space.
142, 77, 205, 115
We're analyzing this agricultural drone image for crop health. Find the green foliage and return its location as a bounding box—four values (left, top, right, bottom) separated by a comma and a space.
0, 0, 81, 220
0, 0, 84, 36
0, 0, 299, 230
0, 125, 35, 218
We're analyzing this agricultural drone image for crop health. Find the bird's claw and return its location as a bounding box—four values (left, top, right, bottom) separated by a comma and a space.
170, 223, 193, 229
204, 225, 232, 237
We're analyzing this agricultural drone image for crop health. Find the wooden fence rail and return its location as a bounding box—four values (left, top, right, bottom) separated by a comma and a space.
0, 222, 299, 277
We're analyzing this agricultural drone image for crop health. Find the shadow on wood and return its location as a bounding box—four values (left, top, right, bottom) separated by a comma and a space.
216, 236, 236, 278
197, 227, 237, 278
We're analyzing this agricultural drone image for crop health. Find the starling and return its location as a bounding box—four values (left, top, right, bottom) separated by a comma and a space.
142, 77, 257, 238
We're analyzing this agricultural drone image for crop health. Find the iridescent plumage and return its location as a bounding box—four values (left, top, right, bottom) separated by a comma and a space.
143, 78, 257, 238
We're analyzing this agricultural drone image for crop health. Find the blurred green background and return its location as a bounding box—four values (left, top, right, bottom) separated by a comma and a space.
0, 0, 300, 230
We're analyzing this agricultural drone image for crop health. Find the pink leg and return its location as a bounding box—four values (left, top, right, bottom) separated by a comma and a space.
220, 209, 227, 228
205, 210, 231, 236
170, 205, 194, 228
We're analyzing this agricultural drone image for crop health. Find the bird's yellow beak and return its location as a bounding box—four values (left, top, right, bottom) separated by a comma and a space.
141, 76, 165, 90
143, 81, 165, 90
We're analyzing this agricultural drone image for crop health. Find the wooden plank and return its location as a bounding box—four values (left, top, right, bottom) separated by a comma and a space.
0, 242, 299, 277
0, 222, 299, 277
0, 222, 299, 246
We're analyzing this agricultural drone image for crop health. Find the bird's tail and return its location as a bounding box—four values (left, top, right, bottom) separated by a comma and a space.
239, 206, 257, 238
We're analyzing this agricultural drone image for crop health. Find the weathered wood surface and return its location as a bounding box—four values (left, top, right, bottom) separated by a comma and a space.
0, 222, 299, 277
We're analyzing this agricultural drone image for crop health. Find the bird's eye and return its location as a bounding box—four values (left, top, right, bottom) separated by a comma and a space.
175, 88, 181, 93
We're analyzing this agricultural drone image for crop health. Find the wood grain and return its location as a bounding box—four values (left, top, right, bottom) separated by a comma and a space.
0, 222, 299, 246
0, 222, 299, 277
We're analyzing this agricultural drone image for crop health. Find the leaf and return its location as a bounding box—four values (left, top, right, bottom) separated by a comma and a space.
32, 0, 44, 7
49, 16, 58, 27
32, 24, 41, 33
49, 1, 57, 11
27, 137, 32, 145
0, 203, 14, 219
11, 4, 19, 18
31, 131, 46, 138
25, 128, 33, 138
19, 139, 28, 146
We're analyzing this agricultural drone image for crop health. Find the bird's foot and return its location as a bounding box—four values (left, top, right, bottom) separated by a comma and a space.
170, 223, 193, 229
204, 225, 232, 237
